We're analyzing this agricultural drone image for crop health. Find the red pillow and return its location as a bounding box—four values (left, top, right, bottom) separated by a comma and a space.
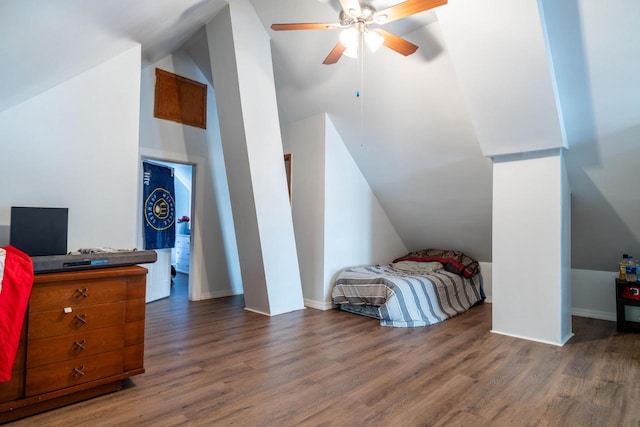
394, 248, 479, 278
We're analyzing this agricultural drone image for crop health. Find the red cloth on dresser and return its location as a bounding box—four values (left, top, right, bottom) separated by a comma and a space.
0, 245, 34, 382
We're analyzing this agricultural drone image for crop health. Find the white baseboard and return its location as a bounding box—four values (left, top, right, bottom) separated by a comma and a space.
244, 307, 272, 316
199, 287, 616, 323
484, 300, 614, 322
571, 307, 616, 322
491, 329, 574, 346
199, 289, 241, 300
244, 306, 306, 317
304, 298, 334, 311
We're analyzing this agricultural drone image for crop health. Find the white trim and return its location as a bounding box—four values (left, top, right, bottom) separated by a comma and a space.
304, 298, 334, 311
139, 147, 202, 165
244, 306, 307, 317
490, 329, 574, 347
244, 307, 272, 316
198, 289, 242, 300
485, 299, 616, 323
571, 308, 616, 322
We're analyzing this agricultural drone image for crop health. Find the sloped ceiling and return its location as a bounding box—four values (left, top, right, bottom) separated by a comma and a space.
1, 0, 638, 269
0, 0, 228, 112
252, 0, 493, 260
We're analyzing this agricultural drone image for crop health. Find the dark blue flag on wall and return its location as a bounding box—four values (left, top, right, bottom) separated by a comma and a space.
143, 162, 176, 250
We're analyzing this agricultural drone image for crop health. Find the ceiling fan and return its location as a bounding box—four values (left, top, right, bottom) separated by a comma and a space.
271, 0, 448, 65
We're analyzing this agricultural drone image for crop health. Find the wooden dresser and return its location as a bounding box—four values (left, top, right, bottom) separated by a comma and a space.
0, 265, 147, 424
174, 234, 190, 274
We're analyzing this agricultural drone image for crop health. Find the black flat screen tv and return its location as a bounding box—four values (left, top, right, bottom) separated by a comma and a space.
10, 207, 68, 256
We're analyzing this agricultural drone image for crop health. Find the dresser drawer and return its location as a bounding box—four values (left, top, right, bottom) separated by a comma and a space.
25, 350, 124, 397
28, 302, 125, 340
176, 258, 189, 271
27, 326, 124, 368
175, 248, 189, 259
175, 236, 190, 248
29, 279, 126, 312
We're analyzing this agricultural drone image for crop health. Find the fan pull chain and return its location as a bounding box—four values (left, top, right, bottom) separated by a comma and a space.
359, 31, 365, 148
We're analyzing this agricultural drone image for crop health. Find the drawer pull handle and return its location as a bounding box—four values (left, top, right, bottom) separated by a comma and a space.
76, 288, 89, 298
74, 314, 88, 324
73, 365, 86, 377
74, 339, 86, 350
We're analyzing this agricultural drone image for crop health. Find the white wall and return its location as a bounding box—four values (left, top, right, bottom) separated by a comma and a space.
283, 114, 407, 309
139, 51, 242, 301
571, 269, 617, 321
173, 162, 192, 227
323, 116, 407, 299
479, 262, 492, 302
478, 263, 621, 322
0, 46, 141, 251
282, 115, 326, 306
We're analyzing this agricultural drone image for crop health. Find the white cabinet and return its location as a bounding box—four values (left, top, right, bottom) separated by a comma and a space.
175, 234, 190, 274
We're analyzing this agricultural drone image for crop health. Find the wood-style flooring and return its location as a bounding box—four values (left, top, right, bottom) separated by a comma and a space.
8, 274, 640, 426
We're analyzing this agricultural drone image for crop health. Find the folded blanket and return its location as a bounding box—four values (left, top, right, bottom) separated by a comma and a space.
0, 245, 34, 382
71, 247, 138, 254
393, 248, 479, 278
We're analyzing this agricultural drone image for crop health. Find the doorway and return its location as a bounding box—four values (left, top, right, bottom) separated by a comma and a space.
170, 161, 193, 302
142, 158, 194, 302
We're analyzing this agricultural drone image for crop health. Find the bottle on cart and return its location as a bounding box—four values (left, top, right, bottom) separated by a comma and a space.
626, 255, 637, 282
620, 254, 629, 281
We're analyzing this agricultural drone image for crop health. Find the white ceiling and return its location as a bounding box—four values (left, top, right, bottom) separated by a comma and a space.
2, 0, 639, 269
0, 0, 228, 112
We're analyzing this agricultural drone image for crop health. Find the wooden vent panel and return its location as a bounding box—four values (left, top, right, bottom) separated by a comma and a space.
154, 68, 207, 129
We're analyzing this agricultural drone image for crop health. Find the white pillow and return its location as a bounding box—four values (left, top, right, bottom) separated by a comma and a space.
392, 260, 443, 274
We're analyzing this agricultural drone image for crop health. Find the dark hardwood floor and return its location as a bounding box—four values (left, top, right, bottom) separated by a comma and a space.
8, 274, 640, 426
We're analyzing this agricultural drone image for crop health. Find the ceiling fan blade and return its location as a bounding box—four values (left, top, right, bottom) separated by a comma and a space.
323, 42, 346, 65
271, 23, 342, 31
375, 29, 419, 56
339, 0, 362, 18
374, 0, 448, 24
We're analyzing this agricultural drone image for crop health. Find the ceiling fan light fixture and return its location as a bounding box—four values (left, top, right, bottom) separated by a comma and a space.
271, 0, 449, 64
374, 14, 388, 24
343, 45, 359, 59
365, 30, 383, 52
339, 27, 359, 49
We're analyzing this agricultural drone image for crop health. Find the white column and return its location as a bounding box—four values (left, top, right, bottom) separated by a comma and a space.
492, 149, 572, 345
206, 1, 304, 316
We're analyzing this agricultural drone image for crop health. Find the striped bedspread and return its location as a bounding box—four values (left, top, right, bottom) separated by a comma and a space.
332, 265, 484, 327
